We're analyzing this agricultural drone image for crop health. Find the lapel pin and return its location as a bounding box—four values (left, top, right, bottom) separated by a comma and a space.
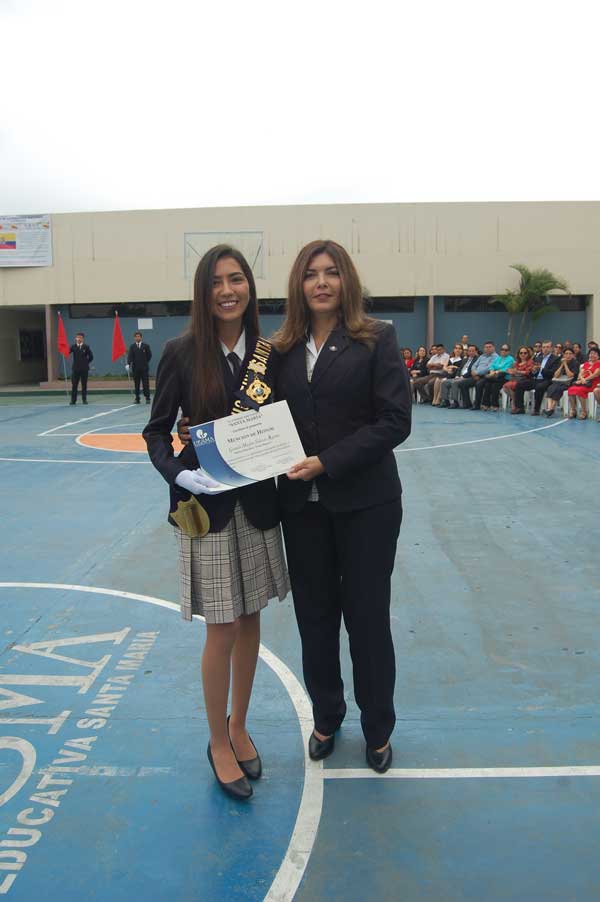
329, 345, 337, 352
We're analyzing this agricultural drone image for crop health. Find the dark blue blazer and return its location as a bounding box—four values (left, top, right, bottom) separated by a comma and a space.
276, 323, 412, 513
143, 333, 280, 533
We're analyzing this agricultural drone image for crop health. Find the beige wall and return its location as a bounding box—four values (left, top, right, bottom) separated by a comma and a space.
0, 201, 598, 337
0, 309, 46, 384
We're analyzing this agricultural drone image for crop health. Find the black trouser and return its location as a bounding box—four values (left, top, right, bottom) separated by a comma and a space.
513, 378, 551, 412
282, 498, 402, 749
458, 376, 477, 408
71, 370, 88, 403
133, 368, 150, 400
481, 374, 505, 407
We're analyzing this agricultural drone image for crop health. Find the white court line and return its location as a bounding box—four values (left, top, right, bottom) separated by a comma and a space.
76, 420, 150, 453
0, 582, 319, 902
35, 765, 174, 777
396, 417, 568, 453
0, 457, 148, 465
38, 403, 137, 436
325, 766, 600, 780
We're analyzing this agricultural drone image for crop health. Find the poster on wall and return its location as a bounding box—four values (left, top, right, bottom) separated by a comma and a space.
0, 214, 53, 267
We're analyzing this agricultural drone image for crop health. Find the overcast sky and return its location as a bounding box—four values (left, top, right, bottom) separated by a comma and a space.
2, 0, 599, 215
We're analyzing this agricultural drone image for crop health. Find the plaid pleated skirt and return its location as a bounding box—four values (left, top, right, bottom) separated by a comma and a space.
174, 502, 290, 623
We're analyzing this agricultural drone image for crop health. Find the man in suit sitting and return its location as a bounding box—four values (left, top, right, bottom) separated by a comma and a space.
126, 331, 153, 403
512, 339, 560, 415
69, 332, 93, 405
440, 344, 478, 408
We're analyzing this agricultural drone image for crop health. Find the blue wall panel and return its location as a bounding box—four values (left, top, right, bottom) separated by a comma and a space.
59, 311, 190, 377
434, 299, 587, 352
57, 304, 432, 378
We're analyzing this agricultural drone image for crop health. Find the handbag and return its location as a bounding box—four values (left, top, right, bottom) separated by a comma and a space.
552, 375, 572, 383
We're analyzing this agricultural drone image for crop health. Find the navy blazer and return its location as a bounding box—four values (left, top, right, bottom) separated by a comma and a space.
456, 357, 476, 378
143, 333, 280, 533
536, 353, 561, 381
276, 323, 412, 513
70, 343, 93, 372
128, 341, 152, 372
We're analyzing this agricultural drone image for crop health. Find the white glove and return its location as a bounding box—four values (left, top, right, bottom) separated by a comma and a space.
125, 364, 130, 372
175, 468, 226, 495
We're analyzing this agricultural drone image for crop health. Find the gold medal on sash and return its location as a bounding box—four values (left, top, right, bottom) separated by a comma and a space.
246, 377, 271, 404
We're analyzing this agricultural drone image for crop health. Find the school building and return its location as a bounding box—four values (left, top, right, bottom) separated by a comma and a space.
0, 200, 597, 384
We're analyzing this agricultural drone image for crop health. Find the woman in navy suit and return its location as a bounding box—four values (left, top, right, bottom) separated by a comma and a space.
274, 240, 412, 772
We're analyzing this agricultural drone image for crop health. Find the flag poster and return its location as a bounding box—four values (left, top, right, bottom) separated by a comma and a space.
0, 214, 53, 267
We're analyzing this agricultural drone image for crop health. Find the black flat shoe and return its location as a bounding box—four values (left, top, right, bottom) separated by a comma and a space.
308, 731, 335, 761
366, 743, 393, 774
207, 743, 252, 800
227, 716, 262, 780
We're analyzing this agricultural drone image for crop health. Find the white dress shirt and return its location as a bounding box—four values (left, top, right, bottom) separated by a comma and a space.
305, 334, 325, 500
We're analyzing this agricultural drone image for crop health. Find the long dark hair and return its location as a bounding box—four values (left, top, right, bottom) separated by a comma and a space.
189, 244, 259, 423
272, 239, 380, 353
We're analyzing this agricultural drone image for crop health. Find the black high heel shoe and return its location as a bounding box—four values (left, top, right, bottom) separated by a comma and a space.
308, 731, 335, 761
366, 742, 393, 774
227, 716, 262, 780
207, 743, 252, 800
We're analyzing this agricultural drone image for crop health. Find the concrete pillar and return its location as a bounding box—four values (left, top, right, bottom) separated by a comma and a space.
44, 304, 58, 382
587, 292, 599, 342
427, 296, 435, 349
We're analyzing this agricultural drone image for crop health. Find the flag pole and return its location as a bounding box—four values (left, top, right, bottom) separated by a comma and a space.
61, 354, 69, 402
57, 310, 70, 402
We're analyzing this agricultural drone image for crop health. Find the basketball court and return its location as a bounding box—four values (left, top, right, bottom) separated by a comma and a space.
0, 395, 598, 900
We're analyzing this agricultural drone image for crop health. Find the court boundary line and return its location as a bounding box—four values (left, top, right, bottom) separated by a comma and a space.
76, 421, 150, 454
6, 413, 573, 467
38, 404, 137, 436
0, 581, 320, 902
395, 417, 568, 453
325, 766, 600, 780
0, 457, 149, 465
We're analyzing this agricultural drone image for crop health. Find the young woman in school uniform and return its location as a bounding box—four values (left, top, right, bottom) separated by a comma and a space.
143, 245, 288, 801
273, 240, 412, 773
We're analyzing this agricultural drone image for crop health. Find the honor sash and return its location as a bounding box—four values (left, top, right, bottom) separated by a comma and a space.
170, 338, 277, 537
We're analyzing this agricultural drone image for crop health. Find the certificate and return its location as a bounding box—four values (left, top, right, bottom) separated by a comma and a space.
189, 400, 306, 491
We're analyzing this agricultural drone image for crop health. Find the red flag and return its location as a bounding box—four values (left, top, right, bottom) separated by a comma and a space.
111, 312, 126, 361
57, 312, 70, 358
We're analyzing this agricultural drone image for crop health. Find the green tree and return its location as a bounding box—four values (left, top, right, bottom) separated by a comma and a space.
492, 264, 569, 348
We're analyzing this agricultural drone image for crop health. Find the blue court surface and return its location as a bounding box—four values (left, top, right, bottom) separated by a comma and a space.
0, 396, 598, 901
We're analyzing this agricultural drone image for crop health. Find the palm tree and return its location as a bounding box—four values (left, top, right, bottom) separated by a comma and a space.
492, 264, 569, 347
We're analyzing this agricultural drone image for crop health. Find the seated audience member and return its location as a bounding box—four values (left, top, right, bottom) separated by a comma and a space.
553, 342, 563, 358
532, 341, 543, 362
460, 334, 469, 352
511, 340, 560, 415
415, 343, 450, 403
410, 346, 430, 401
463, 341, 497, 410
573, 342, 585, 363
403, 347, 415, 369
480, 344, 515, 410
503, 346, 534, 406
544, 348, 579, 417
432, 343, 464, 405
587, 340, 599, 353
441, 344, 479, 408
594, 382, 600, 421
563, 340, 574, 351
567, 347, 600, 419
